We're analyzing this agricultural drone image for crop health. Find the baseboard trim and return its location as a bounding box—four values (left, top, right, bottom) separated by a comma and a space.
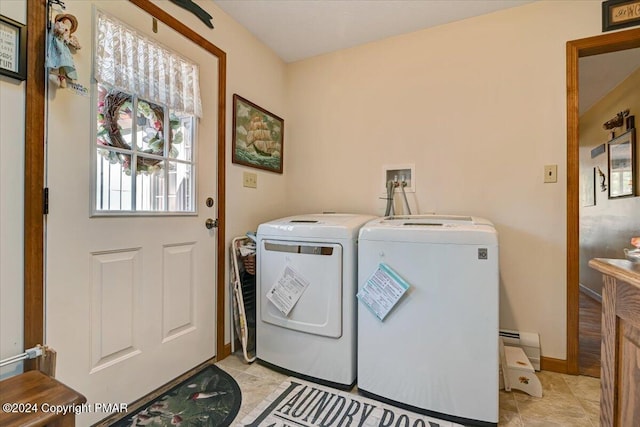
579, 283, 603, 303
220, 343, 232, 359
541, 356, 568, 374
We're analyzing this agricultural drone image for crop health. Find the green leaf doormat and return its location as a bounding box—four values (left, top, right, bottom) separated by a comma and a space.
110, 365, 241, 427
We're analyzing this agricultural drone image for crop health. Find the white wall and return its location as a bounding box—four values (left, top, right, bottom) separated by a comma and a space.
0, 0, 26, 379
284, 1, 603, 359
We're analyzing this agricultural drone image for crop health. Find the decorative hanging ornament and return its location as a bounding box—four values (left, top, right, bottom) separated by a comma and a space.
46, 12, 81, 88
169, 0, 214, 29
602, 109, 630, 130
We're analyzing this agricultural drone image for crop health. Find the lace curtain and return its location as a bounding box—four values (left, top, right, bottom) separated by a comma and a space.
95, 11, 202, 117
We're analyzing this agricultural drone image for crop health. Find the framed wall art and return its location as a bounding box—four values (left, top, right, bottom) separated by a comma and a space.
607, 128, 636, 198
0, 14, 27, 81
583, 167, 596, 207
602, 0, 640, 32
232, 94, 284, 173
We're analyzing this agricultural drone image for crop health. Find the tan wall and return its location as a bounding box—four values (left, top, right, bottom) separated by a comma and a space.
2, 0, 621, 364
191, 1, 289, 343
579, 67, 640, 295
0, 0, 287, 375
126, 1, 289, 344
284, 1, 603, 359
193, 2, 289, 237
156, 0, 290, 344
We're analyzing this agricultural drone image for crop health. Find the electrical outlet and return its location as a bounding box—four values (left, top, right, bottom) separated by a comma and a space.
544, 165, 557, 183
243, 172, 257, 188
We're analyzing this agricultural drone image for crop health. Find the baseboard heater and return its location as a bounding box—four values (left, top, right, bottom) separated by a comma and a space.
499, 329, 540, 371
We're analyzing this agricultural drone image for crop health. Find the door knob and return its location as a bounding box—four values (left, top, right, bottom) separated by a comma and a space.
205, 218, 218, 229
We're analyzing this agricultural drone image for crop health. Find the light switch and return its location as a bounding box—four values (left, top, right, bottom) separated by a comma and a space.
243, 172, 257, 188
544, 165, 557, 183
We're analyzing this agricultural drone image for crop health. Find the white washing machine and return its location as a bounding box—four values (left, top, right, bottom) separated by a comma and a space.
256, 213, 376, 389
357, 215, 499, 426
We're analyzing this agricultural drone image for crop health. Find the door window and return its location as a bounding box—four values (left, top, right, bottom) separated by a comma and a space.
96, 85, 195, 212
93, 10, 201, 214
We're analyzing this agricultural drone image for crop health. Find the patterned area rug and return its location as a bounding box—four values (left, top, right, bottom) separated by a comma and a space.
111, 365, 241, 427
238, 377, 462, 427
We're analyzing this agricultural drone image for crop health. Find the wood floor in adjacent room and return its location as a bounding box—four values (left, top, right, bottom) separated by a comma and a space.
579, 290, 601, 378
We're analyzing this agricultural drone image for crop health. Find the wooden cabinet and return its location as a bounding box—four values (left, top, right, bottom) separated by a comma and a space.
589, 258, 640, 427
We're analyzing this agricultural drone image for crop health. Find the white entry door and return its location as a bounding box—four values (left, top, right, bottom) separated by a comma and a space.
45, 2, 218, 424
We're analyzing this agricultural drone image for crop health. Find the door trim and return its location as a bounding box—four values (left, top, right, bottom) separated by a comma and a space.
566, 27, 640, 375
23, 0, 47, 370
23, 0, 229, 369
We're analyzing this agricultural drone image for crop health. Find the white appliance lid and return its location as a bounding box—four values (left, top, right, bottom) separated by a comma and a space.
358, 214, 498, 245
257, 213, 377, 239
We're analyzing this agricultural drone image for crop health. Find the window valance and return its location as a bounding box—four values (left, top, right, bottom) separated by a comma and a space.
95, 11, 202, 117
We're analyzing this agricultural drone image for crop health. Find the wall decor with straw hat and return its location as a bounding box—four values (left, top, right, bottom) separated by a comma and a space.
46, 12, 81, 88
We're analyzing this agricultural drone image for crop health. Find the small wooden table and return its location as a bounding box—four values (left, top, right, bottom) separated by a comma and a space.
588, 258, 640, 427
0, 370, 86, 427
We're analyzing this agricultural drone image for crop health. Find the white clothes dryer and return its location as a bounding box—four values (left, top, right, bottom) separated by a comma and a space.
256, 213, 375, 389
357, 215, 499, 426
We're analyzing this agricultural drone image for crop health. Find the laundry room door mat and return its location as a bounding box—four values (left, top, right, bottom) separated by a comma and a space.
109, 364, 241, 427
238, 377, 463, 427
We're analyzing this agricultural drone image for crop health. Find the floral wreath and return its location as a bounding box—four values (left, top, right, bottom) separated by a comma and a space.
97, 89, 183, 175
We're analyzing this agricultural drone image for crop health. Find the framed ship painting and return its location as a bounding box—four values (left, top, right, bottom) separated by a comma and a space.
232, 94, 284, 173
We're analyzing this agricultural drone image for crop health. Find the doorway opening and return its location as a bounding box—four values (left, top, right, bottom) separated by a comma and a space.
566, 27, 640, 376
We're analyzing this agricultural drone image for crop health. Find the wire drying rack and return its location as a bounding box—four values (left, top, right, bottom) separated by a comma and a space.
230, 236, 257, 363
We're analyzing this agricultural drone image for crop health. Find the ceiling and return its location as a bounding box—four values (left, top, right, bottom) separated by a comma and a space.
579, 48, 640, 115
213, 0, 535, 63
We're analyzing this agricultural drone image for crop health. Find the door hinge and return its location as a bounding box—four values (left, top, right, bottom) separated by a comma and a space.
43, 187, 49, 215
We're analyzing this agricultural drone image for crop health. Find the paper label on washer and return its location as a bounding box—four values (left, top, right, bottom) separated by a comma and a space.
357, 263, 410, 321
267, 265, 310, 316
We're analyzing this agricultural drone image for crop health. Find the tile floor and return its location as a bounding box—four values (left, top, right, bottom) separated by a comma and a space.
216, 354, 601, 427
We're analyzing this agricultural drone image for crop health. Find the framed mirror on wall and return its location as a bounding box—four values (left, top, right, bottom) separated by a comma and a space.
608, 128, 636, 198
